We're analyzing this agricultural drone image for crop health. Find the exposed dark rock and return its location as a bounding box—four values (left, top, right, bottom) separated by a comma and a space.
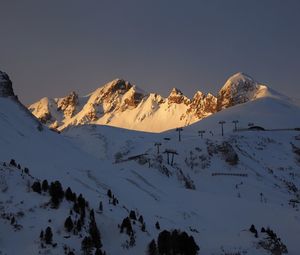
0, 71, 14, 97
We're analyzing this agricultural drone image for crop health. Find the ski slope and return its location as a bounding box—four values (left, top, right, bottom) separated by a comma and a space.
1, 85, 300, 254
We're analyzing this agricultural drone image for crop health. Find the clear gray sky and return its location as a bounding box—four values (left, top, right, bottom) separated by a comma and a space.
0, 0, 299, 104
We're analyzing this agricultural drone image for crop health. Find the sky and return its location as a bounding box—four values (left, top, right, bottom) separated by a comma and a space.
0, 0, 300, 105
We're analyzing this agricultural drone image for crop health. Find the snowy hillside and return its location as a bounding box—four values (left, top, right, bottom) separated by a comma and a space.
29, 72, 276, 132
1, 70, 300, 255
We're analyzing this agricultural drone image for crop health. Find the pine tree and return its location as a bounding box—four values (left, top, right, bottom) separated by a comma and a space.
120, 217, 133, 235
40, 230, 44, 240
99, 201, 103, 212
65, 187, 74, 201
44, 226, 53, 244
147, 239, 157, 255
90, 209, 95, 221
89, 220, 102, 248
81, 236, 93, 255
49, 181, 64, 207
77, 194, 86, 211
138, 215, 144, 224
129, 210, 137, 220
107, 189, 112, 198
141, 222, 146, 232
64, 216, 74, 232
9, 159, 16, 167
42, 180, 49, 192
155, 221, 160, 230
32, 181, 42, 194
157, 230, 171, 255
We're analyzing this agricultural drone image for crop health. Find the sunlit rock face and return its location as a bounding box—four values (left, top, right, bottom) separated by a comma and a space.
187, 91, 217, 119
168, 88, 190, 105
0, 71, 14, 97
28, 72, 270, 132
217, 72, 260, 111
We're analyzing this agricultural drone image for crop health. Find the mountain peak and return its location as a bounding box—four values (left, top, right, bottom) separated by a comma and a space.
0, 70, 14, 97
102, 78, 132, 94
227, 72, 255, 82
169, 87, 183, 96
217, 72, 261, 110
168, 88, 189, 105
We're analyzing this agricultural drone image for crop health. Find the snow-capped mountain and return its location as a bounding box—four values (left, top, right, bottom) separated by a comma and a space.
1, 70, 300, 255
29, 72, 271, 132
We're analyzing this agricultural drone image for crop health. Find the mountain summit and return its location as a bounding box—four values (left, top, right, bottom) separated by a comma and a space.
29, 72, 274, 132
217, 72, 263, 111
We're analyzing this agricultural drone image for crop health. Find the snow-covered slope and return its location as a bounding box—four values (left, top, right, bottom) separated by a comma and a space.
29, 72, 278, 133
1, 71, 300, 255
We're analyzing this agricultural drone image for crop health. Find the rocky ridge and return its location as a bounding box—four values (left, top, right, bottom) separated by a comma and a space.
28, 72, 268, 132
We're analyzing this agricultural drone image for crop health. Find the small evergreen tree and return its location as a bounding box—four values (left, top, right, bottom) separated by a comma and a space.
24, 167, 29, 174
89, 220, 102, 248
129, 210, 137, 220
155, 221, 160, 230
77, 194, 86, 210
9, 159, 16, 167
120, 217, 133, 235
249, 224, 256, 233
90, 209, 95, 221
42, 179, 49, 192
81, 236, 93, 255
157, 230, 171, 255
107, 189, 112, 198
40, 230, 44, 240
64, 216, 74, 232
99, 201, 103, 212
49, 181, 64, 208
32, 181, 42, 194
141, 222, 146, 232
138, 215, 144, 224
65, 187, 74, 201
44, 226, 53, 244
249, 224, 258, 237
147, 239, 158, 255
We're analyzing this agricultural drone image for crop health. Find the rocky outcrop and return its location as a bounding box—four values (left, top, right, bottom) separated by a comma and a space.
57, 91, 79, 118
121, 87, 145, 111
168, 88, 190, 105
187, 91, 217, 118
0, 71, 14, 97
217, 72, 260, 111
